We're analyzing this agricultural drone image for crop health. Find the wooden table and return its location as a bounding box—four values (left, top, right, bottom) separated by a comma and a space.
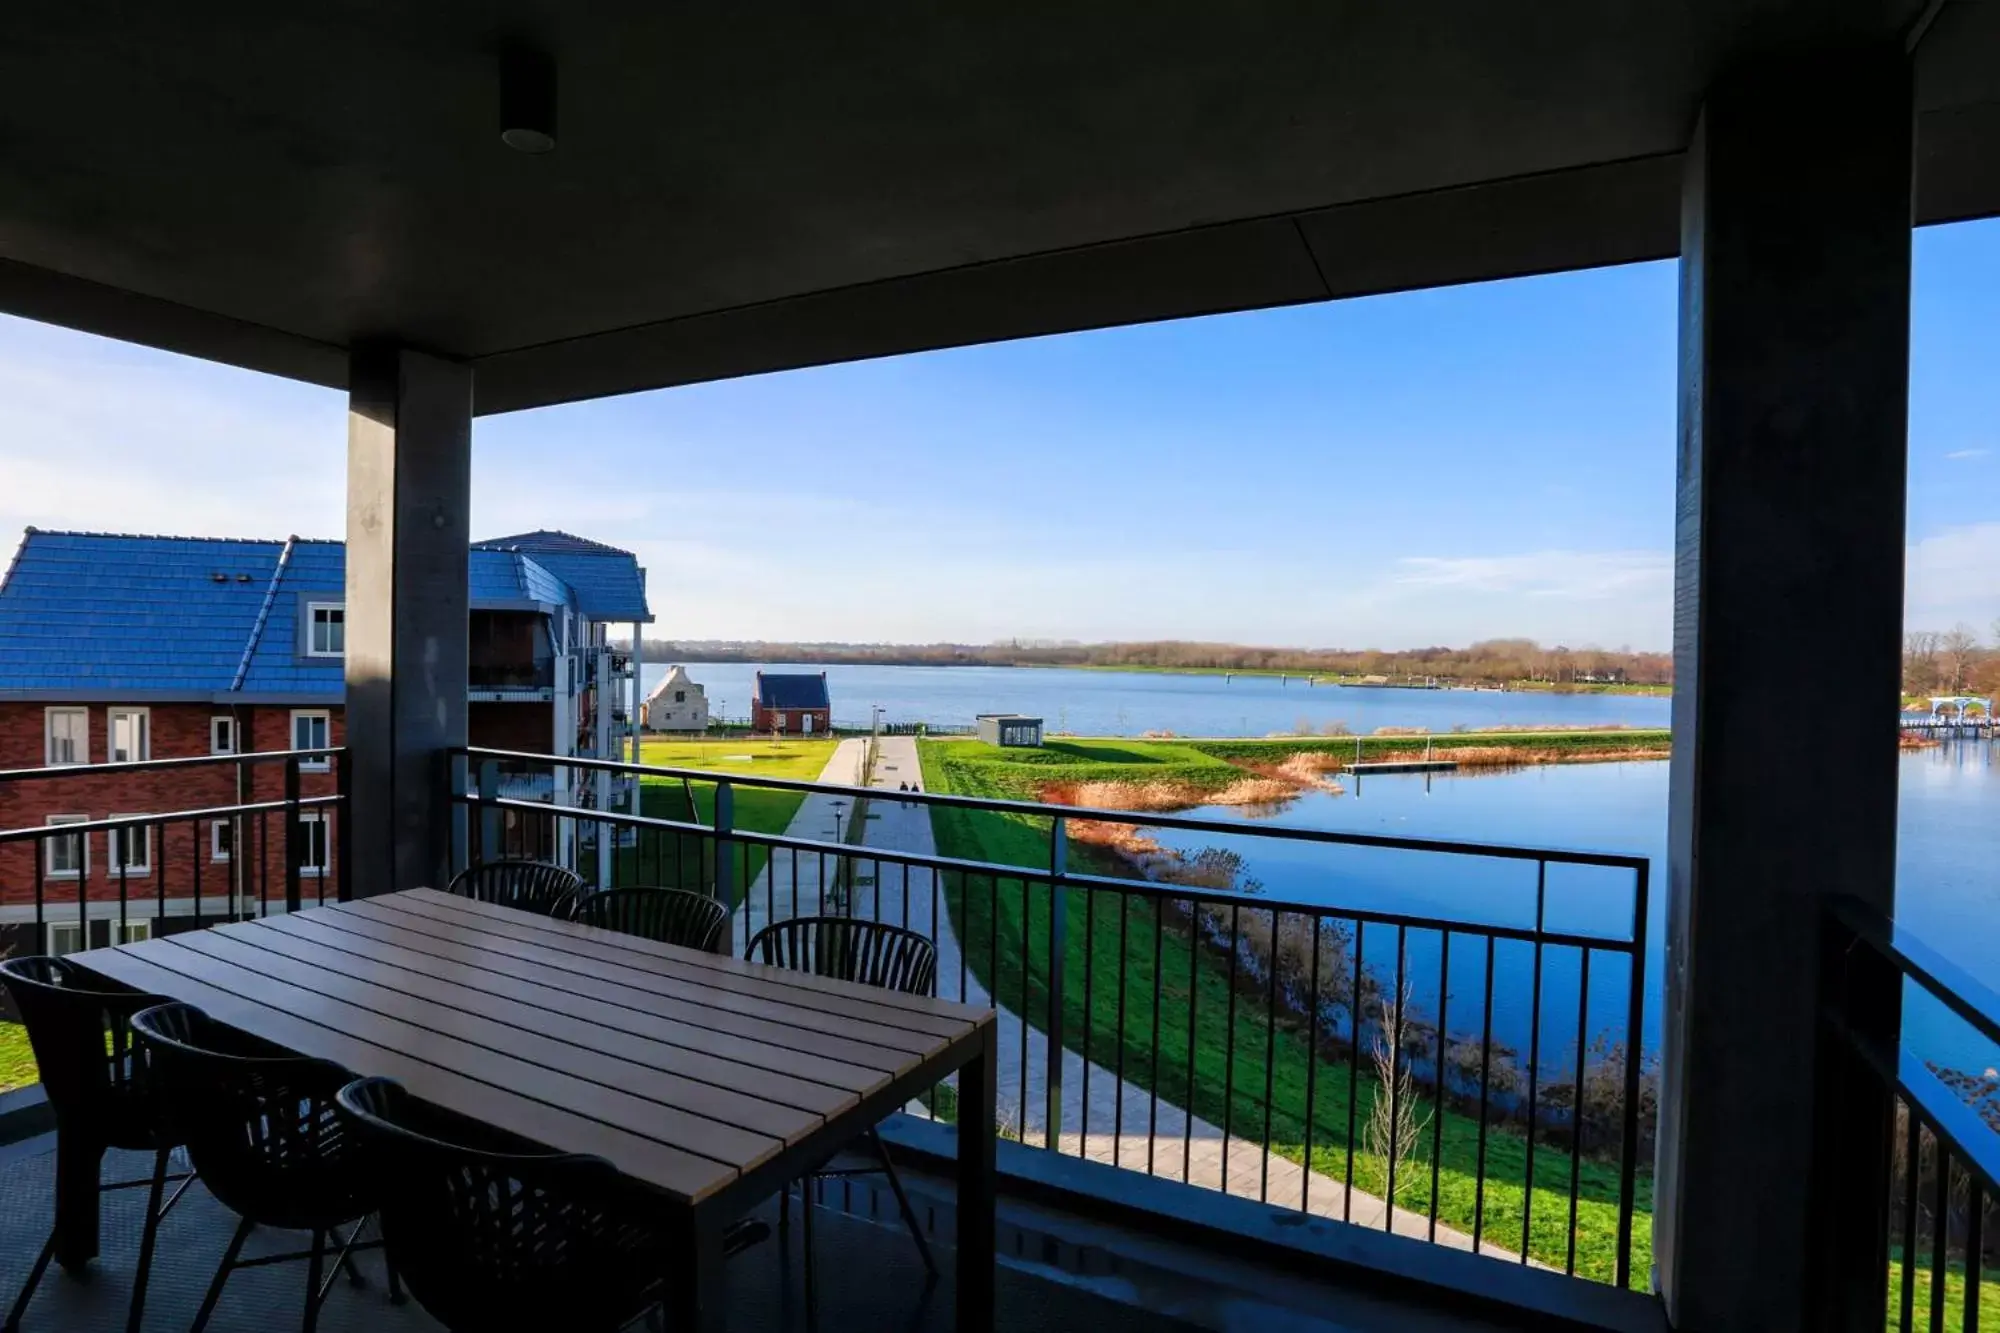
72, 887, 999, 1333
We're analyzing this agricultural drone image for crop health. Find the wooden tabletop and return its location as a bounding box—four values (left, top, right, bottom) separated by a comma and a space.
75, 887, 992, 1207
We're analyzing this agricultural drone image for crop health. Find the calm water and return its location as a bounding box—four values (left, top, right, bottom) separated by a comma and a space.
1147, 747, 1999, 1075
643, 661, 1672, 735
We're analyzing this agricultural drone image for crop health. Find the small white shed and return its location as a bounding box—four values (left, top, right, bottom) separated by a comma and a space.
643, 664, 711, 731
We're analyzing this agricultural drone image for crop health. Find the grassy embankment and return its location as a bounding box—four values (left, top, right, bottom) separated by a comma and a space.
1, 1020, 33, 1093
918, 735, 1654, 1287
1886, 1255, 2000, 1333
618, 738, 836, 897
1059, 663, 1672, 696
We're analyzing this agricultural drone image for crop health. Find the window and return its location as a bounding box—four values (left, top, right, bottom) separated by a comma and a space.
45, 815, 88, 878
211, 716, 236, 755
107, 707, 150, 763
117, 920, 151, 945
297, 812, 329, 877
44, 707, 87, 765
45, 921, 84, 957
674, 690, 686, 703
292, 710, 331, 771
211, 819, 233, 861
108, 816, 151, 876
307, 602, 345, 657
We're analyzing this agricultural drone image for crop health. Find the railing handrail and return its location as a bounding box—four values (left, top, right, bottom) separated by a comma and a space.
0, 794, 343, 843
458, 789, 1643, 950
0, 747, 348, 784
457, 745, 1649, 872
1828, 894, 2000, 1050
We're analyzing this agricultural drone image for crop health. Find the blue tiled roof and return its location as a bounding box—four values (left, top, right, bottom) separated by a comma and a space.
754, 672, 830, 709
474, 531, 652, 623
0, 529, 648, 698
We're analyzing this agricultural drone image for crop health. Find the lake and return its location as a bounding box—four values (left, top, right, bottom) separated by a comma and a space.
644, 661, 1672, 735
1146, 746, 2000, 1077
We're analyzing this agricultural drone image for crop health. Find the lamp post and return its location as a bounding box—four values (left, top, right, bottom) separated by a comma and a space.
831, 799, 846, 843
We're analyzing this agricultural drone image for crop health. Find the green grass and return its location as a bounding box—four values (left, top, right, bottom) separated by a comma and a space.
0, 1021, 34, 1093
924, 737, 1243, 799
1185, 731, 1671, 763
918, 738, 1652, 1287
1885, 1252, 2000, 1332
619, 738, 836, 901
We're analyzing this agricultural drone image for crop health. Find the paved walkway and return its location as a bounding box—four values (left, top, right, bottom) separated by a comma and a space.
730, 737, 868, 952
845, 737, 1521, 1257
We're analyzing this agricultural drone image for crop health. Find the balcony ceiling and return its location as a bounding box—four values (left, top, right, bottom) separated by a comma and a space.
0, 1, 1996, 413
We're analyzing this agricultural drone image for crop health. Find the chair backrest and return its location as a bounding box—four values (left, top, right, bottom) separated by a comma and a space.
335, 1077, 667, 1332
0, 956, 174, 1151
130, 1002, 371, 1230
445, 859, 586, 917
567, 887, 728, 951
743, 916, 939, 997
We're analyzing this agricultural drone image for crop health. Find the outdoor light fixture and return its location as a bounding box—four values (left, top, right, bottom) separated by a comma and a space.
499, 41, 556, 154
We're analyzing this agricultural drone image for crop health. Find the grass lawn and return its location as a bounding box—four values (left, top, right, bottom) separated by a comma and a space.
618, 738, 837, 901
918, 738, 1651, 1287
926, 737, 1244, 799
0, 1021, 33, 1093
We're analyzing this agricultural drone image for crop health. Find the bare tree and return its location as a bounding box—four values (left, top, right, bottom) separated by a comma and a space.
1365, 969, 1432, 1202
1904, 631, 1941, 695
1939, 625, 1981, 694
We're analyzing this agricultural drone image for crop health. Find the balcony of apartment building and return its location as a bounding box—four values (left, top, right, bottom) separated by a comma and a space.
3, 7, 2000, 1333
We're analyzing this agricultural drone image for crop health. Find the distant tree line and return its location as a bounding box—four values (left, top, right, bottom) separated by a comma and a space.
642, 636, 1676, 686
1903, 622, 2000, 698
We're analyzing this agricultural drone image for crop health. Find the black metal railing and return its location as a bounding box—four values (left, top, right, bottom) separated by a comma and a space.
0, 748, 351, 963
453, 745, 1652, 1287
1817, 898, 1999, 1332
468, 654, 556, 692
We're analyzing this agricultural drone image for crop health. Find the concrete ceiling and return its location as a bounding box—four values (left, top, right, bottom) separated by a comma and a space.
0, 1, 1995, 413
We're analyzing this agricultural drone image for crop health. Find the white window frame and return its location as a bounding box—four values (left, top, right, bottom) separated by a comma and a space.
44, 706, 88, 766
211, 715, 237, 755
298, 811, 330, 877
116, 920, 152, 945
211, 819, 233, 862
108, 816, 151, 876
45, 814, 88, 878
45, 920, 85, 957
291, 709, 332, 772
306, 602, 345, 658
107, 707, 150, 764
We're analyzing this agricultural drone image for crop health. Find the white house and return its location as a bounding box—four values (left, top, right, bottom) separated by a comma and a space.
643, 664, 710, 732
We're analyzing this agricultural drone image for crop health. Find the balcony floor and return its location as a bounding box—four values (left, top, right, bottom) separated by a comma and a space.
1, 1132, 1546, 1333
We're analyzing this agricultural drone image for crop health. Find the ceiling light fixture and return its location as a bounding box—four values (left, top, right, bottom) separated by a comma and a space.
499, 41, 556, 154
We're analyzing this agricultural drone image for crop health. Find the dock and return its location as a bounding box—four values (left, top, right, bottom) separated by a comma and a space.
1348, 760, 1458, 774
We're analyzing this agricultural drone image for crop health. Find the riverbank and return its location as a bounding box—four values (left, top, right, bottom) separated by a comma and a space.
917, 736, 1653, 1284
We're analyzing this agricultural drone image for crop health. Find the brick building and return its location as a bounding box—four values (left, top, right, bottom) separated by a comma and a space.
0, 528, 651, 956
749, 671, 832, 735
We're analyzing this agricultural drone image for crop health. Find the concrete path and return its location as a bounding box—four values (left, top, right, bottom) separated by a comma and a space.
730, 737, 868, 952
847, 736, 1524, 1258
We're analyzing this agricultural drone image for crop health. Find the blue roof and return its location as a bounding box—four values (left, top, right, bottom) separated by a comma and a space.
474, 531, 652, 623
754, 672, 830, 709
0, 529, 649, 699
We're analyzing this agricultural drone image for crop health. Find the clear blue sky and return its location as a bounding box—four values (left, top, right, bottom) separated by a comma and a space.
1, 219, 1995, 651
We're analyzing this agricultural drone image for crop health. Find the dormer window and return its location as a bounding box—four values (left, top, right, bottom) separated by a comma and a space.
307, 602, 345, 657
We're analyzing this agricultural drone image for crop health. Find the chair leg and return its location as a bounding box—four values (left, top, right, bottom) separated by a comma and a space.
801, 1179, 816, 1313
869, 1130, 938, 1276
3, 1232, 56, 1333
125, 1148, 171, 1333
191, 1216, 254, 1333
303, 1229, 326, 1333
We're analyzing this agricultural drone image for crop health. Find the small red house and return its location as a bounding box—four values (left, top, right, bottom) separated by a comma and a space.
750, 671, 831, 736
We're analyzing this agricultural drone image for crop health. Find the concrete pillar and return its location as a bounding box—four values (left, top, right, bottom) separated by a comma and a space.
1656, 48, 1911, 1332
345, 347, 473, 894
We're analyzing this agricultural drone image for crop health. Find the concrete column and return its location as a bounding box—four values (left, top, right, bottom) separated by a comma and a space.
345, 347, 473, 894
1657, 49, 1911, 1332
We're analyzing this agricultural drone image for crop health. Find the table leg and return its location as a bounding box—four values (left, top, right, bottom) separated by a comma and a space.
668, 1213, 727, 1333
52, 1133, 104, 1271
956, 1030, 997, 1333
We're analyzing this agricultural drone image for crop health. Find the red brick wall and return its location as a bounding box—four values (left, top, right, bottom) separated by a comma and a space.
469, 702, 553, 753
749, 704, 832, 735
0, 702, 342, 917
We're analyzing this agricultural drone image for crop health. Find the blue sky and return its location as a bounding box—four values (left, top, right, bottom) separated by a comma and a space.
1, 220, 1996, 650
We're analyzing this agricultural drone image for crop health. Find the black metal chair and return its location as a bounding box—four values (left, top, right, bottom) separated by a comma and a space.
0, 957, 191, 1333
567, 886, 730, 951
130, 1002, 396, 1333
445, 858, 586, 917
744, 917, 941, 1279
335, 1077, 765, 1333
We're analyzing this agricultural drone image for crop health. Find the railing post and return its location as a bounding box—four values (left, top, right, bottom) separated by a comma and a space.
712, 778, 735, 923
1045, 814, 1067, 1152
336, 748, 353, 903
447, 751, 468, 882
478, 759, 502, 864
283, 755, 302, 914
